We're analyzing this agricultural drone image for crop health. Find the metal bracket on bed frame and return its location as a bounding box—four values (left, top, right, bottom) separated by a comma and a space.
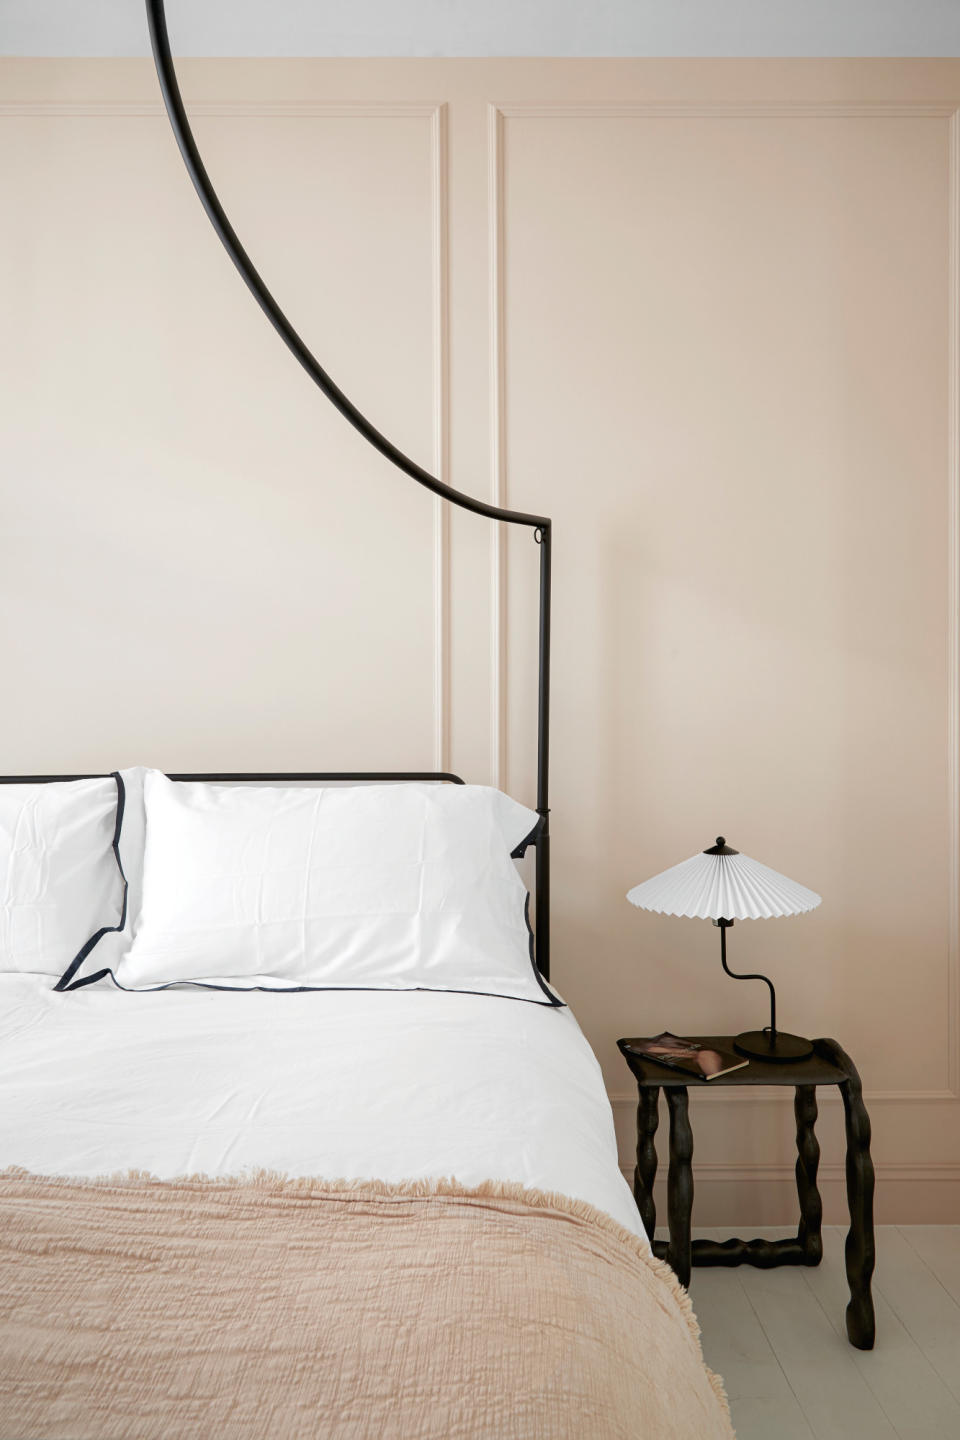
3, 1, 554, 982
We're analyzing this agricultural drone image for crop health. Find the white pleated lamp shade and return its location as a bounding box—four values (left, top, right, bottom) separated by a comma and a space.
626, 839, 821, 921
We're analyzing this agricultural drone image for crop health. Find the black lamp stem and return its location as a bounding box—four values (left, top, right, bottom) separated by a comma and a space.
718, 919, 777, 1038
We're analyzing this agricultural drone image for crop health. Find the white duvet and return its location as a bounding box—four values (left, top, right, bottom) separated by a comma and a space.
0, 975, 643, 1238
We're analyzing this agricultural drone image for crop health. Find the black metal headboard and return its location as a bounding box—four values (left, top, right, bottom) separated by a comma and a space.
0, 773, 465, 786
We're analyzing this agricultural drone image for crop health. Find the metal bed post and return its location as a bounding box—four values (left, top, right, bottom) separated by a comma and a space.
144, 0, 553, 980
535, 524, 551, 979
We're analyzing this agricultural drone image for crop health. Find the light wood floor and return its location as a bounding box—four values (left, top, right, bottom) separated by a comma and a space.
682, 1226, 960, 1440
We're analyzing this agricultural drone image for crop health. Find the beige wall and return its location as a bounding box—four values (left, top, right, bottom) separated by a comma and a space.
2, 58, 959, 1221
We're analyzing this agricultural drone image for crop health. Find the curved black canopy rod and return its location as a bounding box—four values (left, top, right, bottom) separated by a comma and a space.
144, 0, 553, 976
144, 0, 549, 534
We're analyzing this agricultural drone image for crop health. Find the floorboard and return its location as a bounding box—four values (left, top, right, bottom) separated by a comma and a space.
871, 1227, 960, 1404
683, 1226, 960, 1439
690, 1264, 816, 1440
898, 1226, 960, 1308
802, 1227, 960, 1440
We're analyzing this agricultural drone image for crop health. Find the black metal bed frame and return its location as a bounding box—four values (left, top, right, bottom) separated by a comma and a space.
0, 774, 465, 787
0, 2, 555, 981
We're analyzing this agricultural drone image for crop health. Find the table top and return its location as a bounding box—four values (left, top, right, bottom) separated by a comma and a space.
616, 1036, 850, 1087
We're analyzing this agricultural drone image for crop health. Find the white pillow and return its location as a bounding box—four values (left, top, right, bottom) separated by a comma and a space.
0, 777, 123, 976
54, 765, 148, 990
98, 772, 558, 1005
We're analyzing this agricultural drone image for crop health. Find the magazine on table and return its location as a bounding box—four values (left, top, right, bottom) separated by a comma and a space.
623, 1032, 749, 1081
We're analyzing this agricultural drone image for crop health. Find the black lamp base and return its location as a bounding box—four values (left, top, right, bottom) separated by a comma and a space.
733, 1029, 814, 1063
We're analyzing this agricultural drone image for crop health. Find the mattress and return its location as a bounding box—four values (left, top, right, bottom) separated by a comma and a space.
0, 974, 642, 1239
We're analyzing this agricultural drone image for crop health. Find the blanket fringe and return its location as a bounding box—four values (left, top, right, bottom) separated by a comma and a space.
706, 1366, 731, 1417
1, 1164, 731, 1428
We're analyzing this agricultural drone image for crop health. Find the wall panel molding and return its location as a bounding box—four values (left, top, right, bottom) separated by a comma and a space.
619, 1160, 960, 1184
0, 101, 446, 118
610, 1084, 957, 1108
488, 102, 507, 789
947, 105, 960, 1099
430, 101, 451, 771
0, 95, 452, 771
494, 101, 960, 120
493, 97, 960, 1104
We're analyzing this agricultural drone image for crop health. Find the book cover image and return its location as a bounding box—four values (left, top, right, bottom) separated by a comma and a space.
624, 1032, 749, 1081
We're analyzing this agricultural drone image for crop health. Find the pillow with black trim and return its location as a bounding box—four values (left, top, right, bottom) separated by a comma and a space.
61, 771, 559, 1006
1, 777, 124, 976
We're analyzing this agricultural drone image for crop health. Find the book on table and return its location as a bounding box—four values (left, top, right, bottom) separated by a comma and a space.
623, 1032, 749, 1081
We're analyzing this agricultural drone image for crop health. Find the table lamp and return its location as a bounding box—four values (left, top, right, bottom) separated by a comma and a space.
626, 837, 821, 1062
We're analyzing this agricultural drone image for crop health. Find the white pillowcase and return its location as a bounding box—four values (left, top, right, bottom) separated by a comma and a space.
0, 777, 123, 975
53, 765, 148, 990
101, 772, 557, 1004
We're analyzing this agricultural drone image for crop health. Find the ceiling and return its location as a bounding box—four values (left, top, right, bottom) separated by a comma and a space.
2, 0, 959, 58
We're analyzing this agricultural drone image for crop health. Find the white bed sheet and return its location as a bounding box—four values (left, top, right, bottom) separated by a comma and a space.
0, 975, 643, 1239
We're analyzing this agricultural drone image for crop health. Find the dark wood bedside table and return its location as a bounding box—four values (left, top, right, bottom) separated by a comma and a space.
616, 1035, 876, 1350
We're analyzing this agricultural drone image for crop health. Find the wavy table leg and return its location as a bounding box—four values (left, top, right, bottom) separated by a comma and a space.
634, 1087, 660, 1243
794, 1083, 823, 1265
841, 1073, 876, 1348
665, 1087, 693, 1289
818, 1039, 876, 1349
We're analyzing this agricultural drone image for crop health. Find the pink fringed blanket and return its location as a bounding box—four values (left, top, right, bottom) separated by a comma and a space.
0, 1169, 732, 1440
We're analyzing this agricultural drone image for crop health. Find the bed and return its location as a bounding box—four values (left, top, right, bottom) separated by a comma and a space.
0, 771, 732, 1439
0, 3, 733, 1430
